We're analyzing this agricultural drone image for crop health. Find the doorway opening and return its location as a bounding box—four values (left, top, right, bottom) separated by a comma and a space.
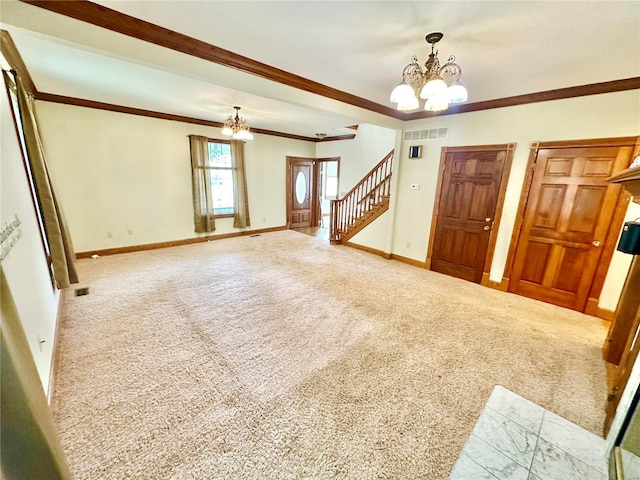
319, 159, 340, 228
286, 156, 339, 241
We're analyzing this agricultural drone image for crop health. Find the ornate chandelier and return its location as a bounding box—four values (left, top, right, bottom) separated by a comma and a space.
221, 106, 253, 140
390, 32, 468, 112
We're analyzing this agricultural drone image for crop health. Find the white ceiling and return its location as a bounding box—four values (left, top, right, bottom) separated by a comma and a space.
1, 0, 639, 138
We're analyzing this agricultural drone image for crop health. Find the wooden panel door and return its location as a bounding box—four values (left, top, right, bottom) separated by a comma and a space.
509, 146, 632, 310
288, 159, 314, 228
431, 150, 507, 283
604, 257, 640, 435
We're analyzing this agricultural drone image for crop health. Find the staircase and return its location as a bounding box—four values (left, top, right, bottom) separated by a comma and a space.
329, 150, 394, 244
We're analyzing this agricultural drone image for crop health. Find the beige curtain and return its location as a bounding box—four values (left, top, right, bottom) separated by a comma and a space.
230, 140, 250, 228
1, 267, 72, 479
189, 135, 215, 233
8, 71, 78, 289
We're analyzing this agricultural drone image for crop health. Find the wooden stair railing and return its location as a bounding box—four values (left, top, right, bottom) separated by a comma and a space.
329, 150, 394, 244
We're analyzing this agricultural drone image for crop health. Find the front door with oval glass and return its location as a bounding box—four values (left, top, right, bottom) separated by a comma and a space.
288, 158, 314, 228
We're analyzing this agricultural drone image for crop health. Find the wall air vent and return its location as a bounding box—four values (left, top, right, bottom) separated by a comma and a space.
403, 127, 449, 142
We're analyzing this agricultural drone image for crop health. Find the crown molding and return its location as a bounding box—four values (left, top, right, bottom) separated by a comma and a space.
20, 0, 402, 119
8, 3, 640, 126
402, 77, 640, 120
35, 92, 354, 142
2, 24, 353, 142
3, 24, 356, 141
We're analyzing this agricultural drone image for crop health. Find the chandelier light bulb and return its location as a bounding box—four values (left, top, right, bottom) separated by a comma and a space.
390, 32, 467, 112
420, 76, 448, 99
221, 106, 253, 140
235, 130, 254, 140
424, 94, 449, 112
447, 81, 468, 104
390, 80, 415, 103
397, 96, 420, 111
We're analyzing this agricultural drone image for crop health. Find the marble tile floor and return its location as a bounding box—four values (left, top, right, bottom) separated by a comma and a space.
450, 385, 608, 480
621, 449, 640, 480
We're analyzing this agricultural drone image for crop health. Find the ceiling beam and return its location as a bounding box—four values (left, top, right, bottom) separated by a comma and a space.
12, 3, 640, 121
20, 0, 402, 119
1, 28, 352, 142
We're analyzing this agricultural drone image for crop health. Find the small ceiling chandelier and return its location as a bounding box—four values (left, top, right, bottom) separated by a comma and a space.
221, 106, 253, 140
390, 32, 468, 112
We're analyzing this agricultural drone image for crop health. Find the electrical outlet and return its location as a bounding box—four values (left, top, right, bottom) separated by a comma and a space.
127, 229, 133, 235
406, 241, 411, 248
106, 231, 112, 238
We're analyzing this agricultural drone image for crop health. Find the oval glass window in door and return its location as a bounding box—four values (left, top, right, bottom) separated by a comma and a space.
295, 171, 307, 205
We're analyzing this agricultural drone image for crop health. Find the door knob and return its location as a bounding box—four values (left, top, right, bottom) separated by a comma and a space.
485, 218, 492, 222
592, 240, 601, 247
483, 225, 490, 231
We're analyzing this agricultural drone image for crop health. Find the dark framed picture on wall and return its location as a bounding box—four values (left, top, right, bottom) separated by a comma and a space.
409, 145, 422, 159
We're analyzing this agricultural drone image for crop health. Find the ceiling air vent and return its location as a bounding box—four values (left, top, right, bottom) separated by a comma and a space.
403, 127, 449, 142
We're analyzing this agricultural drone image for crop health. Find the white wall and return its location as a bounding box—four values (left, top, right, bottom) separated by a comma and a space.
36, 102, 316, 252
316, 123, 397, 251
33, 92, 640, 310
600, 201, 640, 311
19, 89, 640, 454
1, 76, 59, 391
316, 124, 396, 196
349, 211, 391, 250
391, 90, 640, 309
37, 111, 398, 255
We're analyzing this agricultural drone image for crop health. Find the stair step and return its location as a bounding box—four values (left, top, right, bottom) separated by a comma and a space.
329, 151, 394, 244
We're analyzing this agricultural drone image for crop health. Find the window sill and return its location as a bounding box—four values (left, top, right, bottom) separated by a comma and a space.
214, 213, 235, 219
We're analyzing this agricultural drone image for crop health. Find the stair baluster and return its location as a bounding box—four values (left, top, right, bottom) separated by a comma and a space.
329, 150, 394, 244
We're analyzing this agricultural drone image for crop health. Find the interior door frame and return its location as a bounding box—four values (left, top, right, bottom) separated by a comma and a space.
286, 156, 317, 229
425, 143, 516, 284
604, 256, 640, 435
286, 156, 340, 229
315, 157, 341, 224
503, 136, 640, 318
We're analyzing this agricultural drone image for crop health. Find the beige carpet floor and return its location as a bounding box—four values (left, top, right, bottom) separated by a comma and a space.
53, 230, 609, 479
